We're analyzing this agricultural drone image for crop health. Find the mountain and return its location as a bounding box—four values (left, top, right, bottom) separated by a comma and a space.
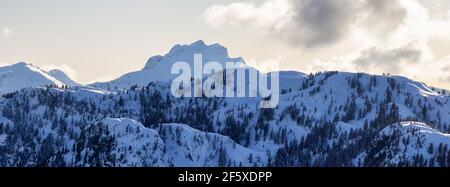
0, 62, 81, 94
1, 70, 450, 166
0, 62, 65, 94
90, 40, 245, 90
99, 118, 264, 166
1, 41, 450, 167
48, 69, 80, 87
362, 121, 450, 166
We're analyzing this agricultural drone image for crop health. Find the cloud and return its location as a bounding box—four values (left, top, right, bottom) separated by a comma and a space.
205, 0, 408, 48
2, 26, 12, 37
246, 55, 283, 73
287, 0, 357, 47
205, 0, 292, 32
205, 0, 450, 89
42, 64, 78, 80
361, 0, 407, 34
432, 56, 450, 86
352, 43, 422, 74
427, 12, 450, 41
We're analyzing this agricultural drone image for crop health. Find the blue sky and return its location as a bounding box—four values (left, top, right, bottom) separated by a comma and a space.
1, 0, 450, 89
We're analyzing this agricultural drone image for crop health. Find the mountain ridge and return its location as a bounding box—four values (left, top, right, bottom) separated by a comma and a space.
1, 41, 450, 167
0, 62, 81, 94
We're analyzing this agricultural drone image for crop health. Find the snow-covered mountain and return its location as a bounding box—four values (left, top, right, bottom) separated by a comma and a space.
0, 62, 81, 94
0, 62, 66, 94
1, 41, 450, 167
90, 40, 245, 90
361, 121, 450, 166
48, 69, 80, 87
97, 118, 263, 166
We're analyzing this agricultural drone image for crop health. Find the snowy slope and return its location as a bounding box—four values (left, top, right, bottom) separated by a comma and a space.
357, 122, 450, 166
48, 69, 81, 87
157, 123, 266, 167
99, 118, 166, 166
0, 62, 65, 94
84, 118, 265, 166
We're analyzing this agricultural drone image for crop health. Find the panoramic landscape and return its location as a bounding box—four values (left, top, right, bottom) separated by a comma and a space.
0, 40, 450, 167
1, 0, 450, 167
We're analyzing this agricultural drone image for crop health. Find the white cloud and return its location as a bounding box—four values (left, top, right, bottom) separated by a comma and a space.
2, 26, 12, 37
42, 64, 78, 80
246, 55, 283, 73
427, 13, 450, 41
205, 0, 292, 33
205, 0, 409, 48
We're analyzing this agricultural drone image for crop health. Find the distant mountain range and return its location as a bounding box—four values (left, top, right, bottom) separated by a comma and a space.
1, 41, 450, 167
0, 62, 79, 94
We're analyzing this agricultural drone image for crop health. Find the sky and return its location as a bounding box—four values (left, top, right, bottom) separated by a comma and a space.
1, 0, 450, 89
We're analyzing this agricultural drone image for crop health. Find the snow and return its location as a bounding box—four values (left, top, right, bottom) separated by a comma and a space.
99, 118, 266, 166
48, 69, 81, 87
381, 122, 450, 142
0, 62, 65, 94
101, 118, 166, 166
0, 134, 6, 146
336, 121, 362, 132
0, 62, 79, 94
78, 87, 114, 95
368, 121, 450, 166
158, 123, 266, 167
